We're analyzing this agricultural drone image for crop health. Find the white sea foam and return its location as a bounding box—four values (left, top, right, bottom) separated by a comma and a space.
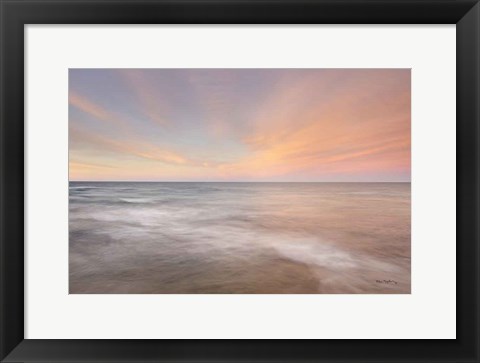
69, 182, 411, 293
118, 198, 153, 204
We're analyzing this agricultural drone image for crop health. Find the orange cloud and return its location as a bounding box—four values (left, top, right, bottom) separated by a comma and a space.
69, 69, 410, 181
69, 91, 129, 130
69, 124, 228, 181
217, 71, 410, 180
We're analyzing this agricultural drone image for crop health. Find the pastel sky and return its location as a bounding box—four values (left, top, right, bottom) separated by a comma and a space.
69, 69, 410, 182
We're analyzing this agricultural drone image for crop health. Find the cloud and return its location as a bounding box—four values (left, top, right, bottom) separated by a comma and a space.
118, 69, 170, 126
69, 69, 411, 181
69, 124, 227, 174
186, 69, 240, 137
218, 71, 410, 180
69, 90, 129, 129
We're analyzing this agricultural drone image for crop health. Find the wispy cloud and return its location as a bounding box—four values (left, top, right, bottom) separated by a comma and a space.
71, 125, 187, 164
69, 91, 127, 127
186, 69, 242, 138
69, 123, 228, 179
118, 69, 170, 126
69, 69, 410, 181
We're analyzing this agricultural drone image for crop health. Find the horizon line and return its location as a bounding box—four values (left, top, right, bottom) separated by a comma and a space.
69, 180, 411, 183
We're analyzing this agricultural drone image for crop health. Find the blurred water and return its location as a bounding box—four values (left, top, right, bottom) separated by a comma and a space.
69, 182, 410, 294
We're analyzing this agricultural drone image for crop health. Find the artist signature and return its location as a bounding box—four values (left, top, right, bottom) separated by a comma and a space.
375, 279, 398, 285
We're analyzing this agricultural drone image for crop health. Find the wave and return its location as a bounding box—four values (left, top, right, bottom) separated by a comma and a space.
69, 182, 411, 293
118, 198, 154, 204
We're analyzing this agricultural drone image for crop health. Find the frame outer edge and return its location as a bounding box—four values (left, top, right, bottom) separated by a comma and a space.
0, 0, 26, 361
457, 1, 480, 361
0, 0, 479, 362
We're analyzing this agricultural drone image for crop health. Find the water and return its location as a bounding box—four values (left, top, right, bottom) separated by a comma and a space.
69, 182, 410, 294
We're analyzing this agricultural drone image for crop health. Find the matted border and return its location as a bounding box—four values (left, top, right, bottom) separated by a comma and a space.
26, 26, 451, 339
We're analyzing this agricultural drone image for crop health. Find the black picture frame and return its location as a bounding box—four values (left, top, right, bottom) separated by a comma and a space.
1, 0, 479, 362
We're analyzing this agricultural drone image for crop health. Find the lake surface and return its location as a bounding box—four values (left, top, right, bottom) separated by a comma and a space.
69, 182, 411, 294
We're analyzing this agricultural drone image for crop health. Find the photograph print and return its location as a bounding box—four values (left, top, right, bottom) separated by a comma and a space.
69, 68, 411, 294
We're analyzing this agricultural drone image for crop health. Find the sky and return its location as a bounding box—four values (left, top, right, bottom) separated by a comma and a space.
69, 69, 410, 182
